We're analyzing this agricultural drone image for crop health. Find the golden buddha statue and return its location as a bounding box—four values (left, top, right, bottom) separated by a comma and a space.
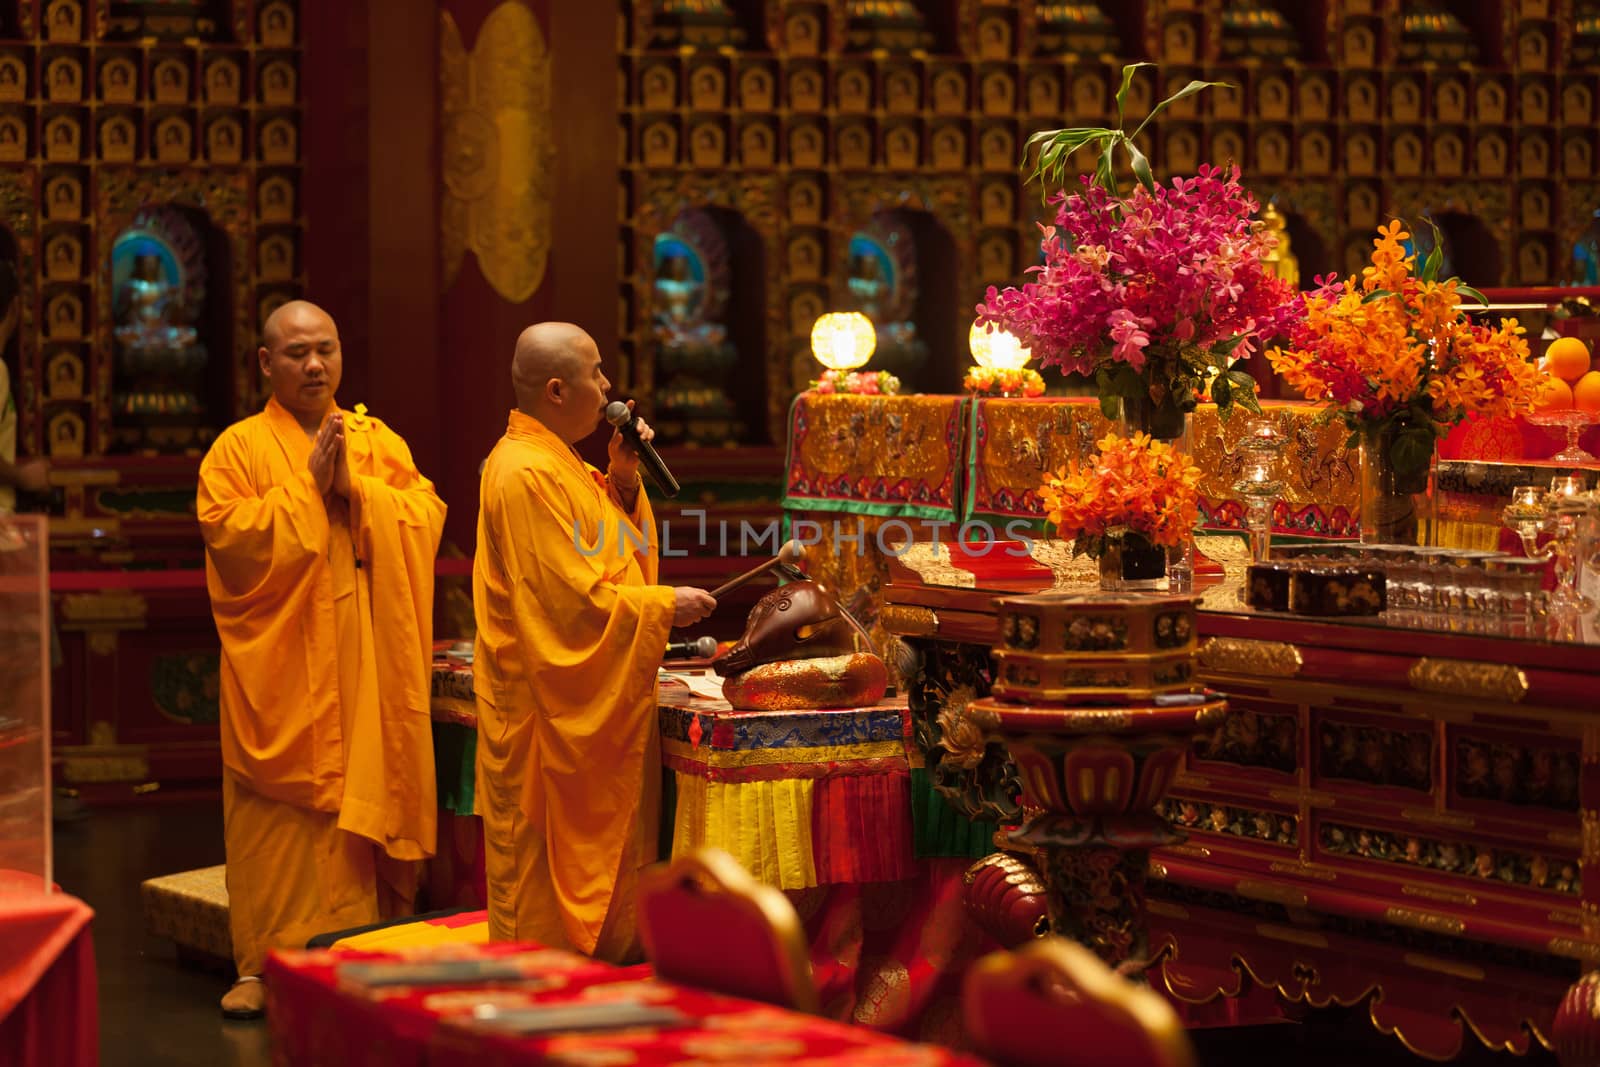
1219, 0, 1300, 60
1259, 203, 1300, 289
1034, 2, 1120, 57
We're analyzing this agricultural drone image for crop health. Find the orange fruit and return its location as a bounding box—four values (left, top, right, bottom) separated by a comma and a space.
1545, 336, 1592, 382
1575, 370, 1600, 413
1536, 375, 1574, 411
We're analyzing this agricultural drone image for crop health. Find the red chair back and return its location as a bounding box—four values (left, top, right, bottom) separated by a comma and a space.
638, 848, 818, 1014
963, 938, 1195, 1067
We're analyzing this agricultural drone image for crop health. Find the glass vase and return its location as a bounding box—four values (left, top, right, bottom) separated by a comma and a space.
1098, 533, 1168, 592
1359, 421, 1437, 546
1117, 394, 1195, 590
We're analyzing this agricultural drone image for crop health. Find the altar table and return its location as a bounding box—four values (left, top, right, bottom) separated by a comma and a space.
265, 940, 986, 1066
427, 660, 996, 1041
0, 877, 98, 1067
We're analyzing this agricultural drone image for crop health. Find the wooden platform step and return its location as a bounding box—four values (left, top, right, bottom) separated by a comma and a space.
141, 864, 232, 964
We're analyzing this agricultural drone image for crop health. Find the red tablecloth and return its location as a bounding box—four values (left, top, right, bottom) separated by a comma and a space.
0, 879, 98, 1067
266, 941, 985, 1066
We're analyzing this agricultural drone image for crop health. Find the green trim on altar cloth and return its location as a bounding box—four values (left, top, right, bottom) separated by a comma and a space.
432, 720, 476, 817
910, 767, 997, 860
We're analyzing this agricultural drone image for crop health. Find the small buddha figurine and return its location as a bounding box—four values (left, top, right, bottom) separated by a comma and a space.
650, 233, 740, 445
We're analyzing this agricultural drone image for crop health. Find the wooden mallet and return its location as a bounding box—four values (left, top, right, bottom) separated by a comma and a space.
709, 539, 806, 600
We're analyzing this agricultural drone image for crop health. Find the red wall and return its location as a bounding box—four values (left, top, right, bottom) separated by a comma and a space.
303, 0, 621, 552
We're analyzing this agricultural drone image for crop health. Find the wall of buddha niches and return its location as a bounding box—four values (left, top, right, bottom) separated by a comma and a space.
619, 0, 1600, 446
0, 0, 302, 460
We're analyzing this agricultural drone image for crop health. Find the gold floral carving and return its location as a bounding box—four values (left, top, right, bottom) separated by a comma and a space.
895, 543, 975, 589
1385, 907, 1465, 935
1402, 884, 1477, 907
936, 685, 988, 770
880, 604, 938, 637
1268, 861, 1339, 882
1407, 658, 1528, 704
1197, 636, 1302, 677
440, 3, 552, 303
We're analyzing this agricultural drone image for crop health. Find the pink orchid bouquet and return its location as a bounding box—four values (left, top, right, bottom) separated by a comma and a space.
810, 369, 901, 396
977, 163, 1299, 437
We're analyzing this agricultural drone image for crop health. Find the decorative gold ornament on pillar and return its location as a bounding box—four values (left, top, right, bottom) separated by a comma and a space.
440, 2, 552, 303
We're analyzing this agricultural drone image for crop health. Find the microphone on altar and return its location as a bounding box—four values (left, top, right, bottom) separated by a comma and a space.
605, 400, 680, 498
664, 636, 717, 661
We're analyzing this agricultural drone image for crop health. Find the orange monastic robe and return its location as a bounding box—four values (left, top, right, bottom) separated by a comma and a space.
198, 397, 445, 975
473, 409, 675, 961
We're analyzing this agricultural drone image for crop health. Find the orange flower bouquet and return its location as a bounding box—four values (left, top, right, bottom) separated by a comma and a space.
1040, 432, 1202, 587
1265, 219, 1539, 542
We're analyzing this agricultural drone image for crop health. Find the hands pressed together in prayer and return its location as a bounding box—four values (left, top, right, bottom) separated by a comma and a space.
307, 413, 351, 500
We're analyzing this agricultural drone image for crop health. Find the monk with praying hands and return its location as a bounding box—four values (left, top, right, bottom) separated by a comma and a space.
472, 322, 716, 963
197, 301, 446, 1020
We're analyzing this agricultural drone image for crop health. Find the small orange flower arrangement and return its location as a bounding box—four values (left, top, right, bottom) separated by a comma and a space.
1040, 432, 1202, 560
963, 366, 1045, 398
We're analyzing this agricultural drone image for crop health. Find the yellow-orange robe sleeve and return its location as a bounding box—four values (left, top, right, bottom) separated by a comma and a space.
494, 459, 674, 954
197, 422, 337, 806
337, 419, 448, 859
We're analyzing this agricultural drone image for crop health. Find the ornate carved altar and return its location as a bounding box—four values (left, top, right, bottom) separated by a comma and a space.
880, 543, 1600, 1062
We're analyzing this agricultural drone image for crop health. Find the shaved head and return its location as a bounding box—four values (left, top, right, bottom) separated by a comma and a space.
262, 300, 335, 349
512, 322, 611, 444
259, 300, 342, 432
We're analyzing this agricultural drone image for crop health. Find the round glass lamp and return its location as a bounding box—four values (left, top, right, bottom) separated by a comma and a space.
969, 320, 1032, 370
811, 311, 876, 371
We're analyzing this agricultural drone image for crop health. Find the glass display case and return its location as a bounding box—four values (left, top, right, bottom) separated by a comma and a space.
0, 514, 51, 890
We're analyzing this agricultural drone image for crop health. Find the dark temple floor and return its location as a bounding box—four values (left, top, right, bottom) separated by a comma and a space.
51, 795, 1553, 1067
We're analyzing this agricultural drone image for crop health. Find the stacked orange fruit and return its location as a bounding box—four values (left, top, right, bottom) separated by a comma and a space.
1535, 336, 1600, 413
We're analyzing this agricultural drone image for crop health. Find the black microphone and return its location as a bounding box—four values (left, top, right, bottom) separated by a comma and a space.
605, 401, 680, 498
664, 636, 717, 660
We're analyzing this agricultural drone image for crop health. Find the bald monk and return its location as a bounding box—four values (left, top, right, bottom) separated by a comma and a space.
473, 322, 716, 961
197, 301, 445, 1018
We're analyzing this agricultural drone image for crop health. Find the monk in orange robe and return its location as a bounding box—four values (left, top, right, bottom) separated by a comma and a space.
197, 301, 445, 1018
473, 322, 715, 962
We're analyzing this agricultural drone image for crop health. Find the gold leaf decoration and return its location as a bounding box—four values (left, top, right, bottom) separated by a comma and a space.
439, 2, 552, 303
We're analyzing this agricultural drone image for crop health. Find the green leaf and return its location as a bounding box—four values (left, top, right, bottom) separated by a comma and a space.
1211, 375, 1233, 413
1422, 242, 1442, 284
1456, 284, 1489, 306
1344, 430, 1361, 451
1110, 365, 1146, 398
1212, 333, 1247, 355
1093, 140, 1117, 192
1124, 139, 1155, 191
1389, 428, 1434, 478
1133, 79, 1234, 139
1225, 370, 1262, 413
1115, 62, 1154, 128
1098, 392, 1121, 420
1362, 289, 1394, 303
